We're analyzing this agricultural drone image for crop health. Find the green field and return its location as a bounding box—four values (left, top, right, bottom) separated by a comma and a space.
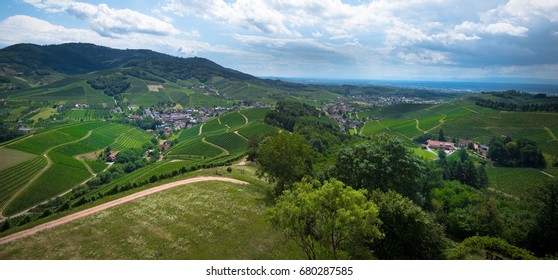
0, 180, 303, 259
487, 167, 551, 198
0, 156, 48, 210
0, 148, 36, 171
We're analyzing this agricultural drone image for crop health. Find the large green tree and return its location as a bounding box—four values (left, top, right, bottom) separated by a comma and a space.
371, 190, 448, 259
335, 133, 427, 204
256, 133, 314, 196
267, 179, 382, 259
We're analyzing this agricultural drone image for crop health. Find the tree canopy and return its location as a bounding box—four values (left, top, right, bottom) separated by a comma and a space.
266, 179, 381, 259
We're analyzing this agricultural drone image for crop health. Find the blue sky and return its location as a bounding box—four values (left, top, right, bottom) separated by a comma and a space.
1, 0, 557, 83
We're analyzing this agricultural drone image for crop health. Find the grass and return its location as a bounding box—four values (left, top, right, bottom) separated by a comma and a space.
411, 147, 438, 160
84, 160, 108, 173
219, 111, 247, 129
487, 167, 551, 199
0, 148, 37, 171
0, 181, 304, 259
7, 130, 77, 155
237, 123, 278, 139
30, 108, 57, 122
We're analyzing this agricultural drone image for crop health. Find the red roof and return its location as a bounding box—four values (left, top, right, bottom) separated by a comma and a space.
427, 140, 455, 149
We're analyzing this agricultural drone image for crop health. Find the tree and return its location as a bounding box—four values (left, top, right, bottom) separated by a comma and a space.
335, 134, 427, 205
267, 179, 382, 259
438, 129, 446, 141
528, 179, 558, 256
488, 140, 508, 164
371, 190, 448, 259
256, 133, 314, 196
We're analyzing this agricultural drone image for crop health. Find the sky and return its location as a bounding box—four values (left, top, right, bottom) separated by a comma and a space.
0, 0, 557, 83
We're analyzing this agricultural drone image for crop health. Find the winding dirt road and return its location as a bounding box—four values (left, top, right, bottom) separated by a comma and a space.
0, 176, 248, 246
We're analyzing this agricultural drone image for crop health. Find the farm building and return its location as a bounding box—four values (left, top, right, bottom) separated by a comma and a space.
459, 139, 478, 150
427, 140, 456, 150
107, 151, 119, 162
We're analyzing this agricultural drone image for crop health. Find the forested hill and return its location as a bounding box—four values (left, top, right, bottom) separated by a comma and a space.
0, 43, 257, 84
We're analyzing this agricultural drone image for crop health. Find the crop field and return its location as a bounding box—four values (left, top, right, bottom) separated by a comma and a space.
177, 125, 201, 140
30, 108, 57, 122
82, 132, 114, 150
8, 130, 77, 155
0, 181, 303, 259
84, 160, 108, 173
167, 138, 223, 158
205, 132, 248, 154
240, 108, 270, 121
219, 112, 247, 129
95, 123, 130, 139
111, 128, 153, 150
59, 122, 107, 138
0, 156, 47, 211
0, 148, 36, 171
237, 123, 278, 139
411, 148, 438, 160
201, 122, 228, 134
5, 163, 91, 215
487, 167, 551, 198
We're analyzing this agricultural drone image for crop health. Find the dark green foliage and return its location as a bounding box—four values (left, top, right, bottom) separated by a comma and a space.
439, 149, 488, 189
122, 68, 165, 83
0, 122, 25, 142
438, 128, 446, 141
475, 90, 558, 112
0, 219, 11, 232
446, 236, 536, 260
371, 190, 448, 259
87, 75, 130, 96
267, 179, 381, 259
265, 100, 321, 131
335, 134, 428, 205
489, 137, 546, 168
256, 133, 314, 196
528, 179, 558, 257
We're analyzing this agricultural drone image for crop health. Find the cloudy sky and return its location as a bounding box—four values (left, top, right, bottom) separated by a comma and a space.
1, 0, 557, 82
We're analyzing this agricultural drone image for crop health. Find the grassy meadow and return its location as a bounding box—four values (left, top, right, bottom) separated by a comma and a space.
0, 179, 303, 260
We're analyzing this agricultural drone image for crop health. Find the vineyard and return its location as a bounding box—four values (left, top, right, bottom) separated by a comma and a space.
0, 121, 154, 216
0, 156, 47, 211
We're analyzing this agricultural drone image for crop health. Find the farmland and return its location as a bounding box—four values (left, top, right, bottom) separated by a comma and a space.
0, 121, 154, 216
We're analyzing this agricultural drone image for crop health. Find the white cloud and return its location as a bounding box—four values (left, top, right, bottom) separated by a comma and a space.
0, 15, 100, 45
23, 0, 179, 37
456, 21, 528, 36
0, 15, 240, 57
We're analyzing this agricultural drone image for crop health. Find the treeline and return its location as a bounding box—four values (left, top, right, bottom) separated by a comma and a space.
488, 136, 546, 168
122, 68, 165, 83
438, 149, 489, 189
475, 90, 558, 112
87, 75, 130, 96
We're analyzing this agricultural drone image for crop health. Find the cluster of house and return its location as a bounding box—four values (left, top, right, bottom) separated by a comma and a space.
422, 139, 489, 157
350, 95, 440, 106
322, 99, 364, 133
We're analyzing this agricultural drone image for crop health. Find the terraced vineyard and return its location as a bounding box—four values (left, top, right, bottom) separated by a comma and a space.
0, 156, 48, 210
0, 121, 155, 216
205, 132, 248, 154
111, 128, 153, 150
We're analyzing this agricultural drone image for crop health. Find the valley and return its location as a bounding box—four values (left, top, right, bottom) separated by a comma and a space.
1, 43, 558, 260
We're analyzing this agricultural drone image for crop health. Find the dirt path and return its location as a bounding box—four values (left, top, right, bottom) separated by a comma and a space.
198, 123, 204, 136
462, 106, 480, 114
238, 111, 249, 125
202, 137, 229, 156
543, 126, 557, 141
540, 170, 555, 178
0, 177, 248, 246
234, 130, 249, 141
415, 119, 425, 133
